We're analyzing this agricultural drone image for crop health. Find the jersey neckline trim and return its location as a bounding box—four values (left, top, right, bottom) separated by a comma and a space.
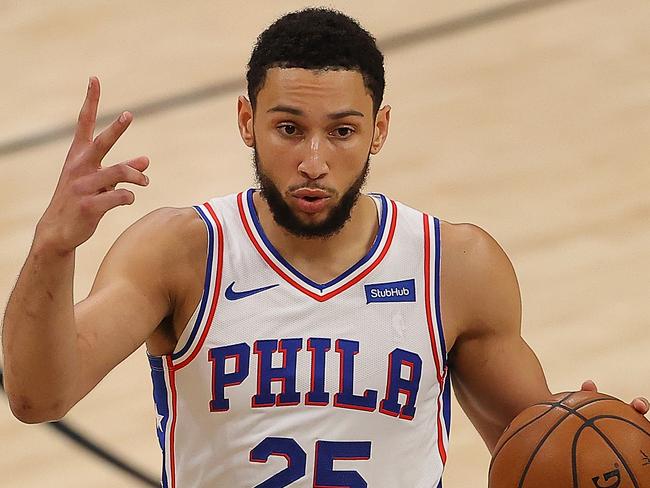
237, 189, 398, 301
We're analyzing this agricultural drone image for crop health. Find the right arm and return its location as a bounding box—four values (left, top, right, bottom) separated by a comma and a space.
2, 210, 182, 423
2, 77, 162, 423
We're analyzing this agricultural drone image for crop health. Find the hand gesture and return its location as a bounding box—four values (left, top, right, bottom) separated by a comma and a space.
36, 77, 149, 254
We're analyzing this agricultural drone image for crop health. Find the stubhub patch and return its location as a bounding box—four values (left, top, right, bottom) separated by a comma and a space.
364, 279, 416, 304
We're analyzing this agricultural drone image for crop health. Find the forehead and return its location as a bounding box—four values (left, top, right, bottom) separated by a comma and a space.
256, 67, 373, 114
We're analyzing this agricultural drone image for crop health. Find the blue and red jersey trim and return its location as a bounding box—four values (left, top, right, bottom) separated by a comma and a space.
169, 201, 224, 369
237, 189, 398, 302
148, 200, 225, 488
149, 355, 178, 488
423, 214, 451, 467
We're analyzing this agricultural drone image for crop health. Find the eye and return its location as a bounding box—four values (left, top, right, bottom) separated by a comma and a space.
278, 124, 299, 136
332, 127, 354, 138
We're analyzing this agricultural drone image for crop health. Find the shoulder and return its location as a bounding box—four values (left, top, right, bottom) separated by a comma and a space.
102, 206, 207, 282
439, 221, 511, 268
121, 206, 205, 249
126, 206, 203, 237
438, 221, 521, 338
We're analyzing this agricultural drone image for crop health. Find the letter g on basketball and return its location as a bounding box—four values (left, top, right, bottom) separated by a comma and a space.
591, 468, 620, 488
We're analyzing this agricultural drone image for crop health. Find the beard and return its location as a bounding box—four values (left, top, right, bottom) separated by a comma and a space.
253, 148, 370, 239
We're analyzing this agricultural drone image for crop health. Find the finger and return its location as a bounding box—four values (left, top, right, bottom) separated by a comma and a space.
93, 188, 136, 217
631, 398, 649, 415
124, 155, 150, 173
78, 160, 149, 194
92, 111, 133, 159
581, 380, 597, 392
73, 77, 100, 146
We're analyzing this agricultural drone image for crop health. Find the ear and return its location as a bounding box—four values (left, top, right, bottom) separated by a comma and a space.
370, 105, 391, 154
237, 96, 255, 147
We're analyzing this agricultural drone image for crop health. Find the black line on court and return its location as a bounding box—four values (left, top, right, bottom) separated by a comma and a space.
379, 0, 580, 51
0, 78, 244, 159
0, 368, 160, 486
0, 0, 581, 159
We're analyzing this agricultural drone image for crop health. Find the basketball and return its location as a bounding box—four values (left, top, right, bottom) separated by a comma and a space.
489, 391, 650, 487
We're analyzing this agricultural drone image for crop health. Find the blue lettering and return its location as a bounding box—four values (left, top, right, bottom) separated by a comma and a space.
252, 338, 302, 407
306, 338, 331, 406
333, 339, 378, 412
208, 342, 250, 412
379, 349, 422, 420
208, 338, 422, 420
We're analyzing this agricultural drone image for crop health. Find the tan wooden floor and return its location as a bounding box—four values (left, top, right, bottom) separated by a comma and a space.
1, 1, 648, 486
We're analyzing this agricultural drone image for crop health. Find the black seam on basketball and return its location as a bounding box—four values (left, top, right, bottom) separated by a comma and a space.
489, 407, 559, 474
532, 391, 578, 408
549, 401, 645, 487
557, 398, 643, 438
492, 394, 649, 487
490, 392, 577, 477
571, 428, 579, 488
517, 410, 574, 488
556, 404, 589, 421
517, 396, 617, 487
533, 395, 618, 413
571, 417, 640, 488
587, 414, 650, 438
574, 396, 620, 411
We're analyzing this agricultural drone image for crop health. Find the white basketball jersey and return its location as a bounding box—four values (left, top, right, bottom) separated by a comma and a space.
149, 189, 451, 488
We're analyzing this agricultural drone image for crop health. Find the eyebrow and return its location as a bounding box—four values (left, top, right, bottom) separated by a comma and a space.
267, 105, 364, 119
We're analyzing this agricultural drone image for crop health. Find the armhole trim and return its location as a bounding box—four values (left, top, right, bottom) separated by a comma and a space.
423, 213, 451, 465
169, 202, 224, 370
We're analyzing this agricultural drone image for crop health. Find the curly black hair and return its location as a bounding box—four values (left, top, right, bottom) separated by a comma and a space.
247, 8, 385, 115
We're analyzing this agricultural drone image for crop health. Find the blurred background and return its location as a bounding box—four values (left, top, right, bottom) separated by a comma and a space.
1, 0, 648, 486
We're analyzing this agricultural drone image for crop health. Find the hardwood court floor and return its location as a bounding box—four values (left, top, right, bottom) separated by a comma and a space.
1, 1, 648, 486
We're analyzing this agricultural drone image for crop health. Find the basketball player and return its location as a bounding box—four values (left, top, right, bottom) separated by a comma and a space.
3, 8, 647, 487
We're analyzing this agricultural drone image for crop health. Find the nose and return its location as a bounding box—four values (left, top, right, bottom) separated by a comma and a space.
297, 136, 328, 180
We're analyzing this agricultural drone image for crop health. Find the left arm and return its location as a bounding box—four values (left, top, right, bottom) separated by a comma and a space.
440, 222, 648, 454
440, 222, 550, 453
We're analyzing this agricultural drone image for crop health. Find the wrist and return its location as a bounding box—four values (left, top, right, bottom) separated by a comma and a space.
32, 221, 75, 259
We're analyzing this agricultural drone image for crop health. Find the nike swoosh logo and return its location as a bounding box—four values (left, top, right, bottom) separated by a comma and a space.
225, 282, 279, 300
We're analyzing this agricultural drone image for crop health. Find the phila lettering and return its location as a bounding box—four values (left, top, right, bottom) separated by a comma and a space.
208, 338, 423, 421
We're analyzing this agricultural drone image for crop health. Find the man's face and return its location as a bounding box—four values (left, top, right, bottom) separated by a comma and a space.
254, 148, 369, 238
238, 68, 389, 238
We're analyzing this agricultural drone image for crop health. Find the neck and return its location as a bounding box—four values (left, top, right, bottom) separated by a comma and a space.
252, 191, 379, 283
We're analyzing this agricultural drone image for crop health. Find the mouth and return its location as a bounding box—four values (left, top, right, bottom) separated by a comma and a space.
290, 188, 332, 214
291, 188, 330, 198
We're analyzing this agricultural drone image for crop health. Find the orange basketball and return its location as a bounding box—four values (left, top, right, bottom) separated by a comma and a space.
489, 391, 650, 487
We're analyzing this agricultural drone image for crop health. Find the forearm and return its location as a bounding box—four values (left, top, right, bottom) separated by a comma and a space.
2, 230, 81, 423
450, 335, 551, 453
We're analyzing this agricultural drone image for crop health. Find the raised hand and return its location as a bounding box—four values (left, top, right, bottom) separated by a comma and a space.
36, 77, 149, 254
